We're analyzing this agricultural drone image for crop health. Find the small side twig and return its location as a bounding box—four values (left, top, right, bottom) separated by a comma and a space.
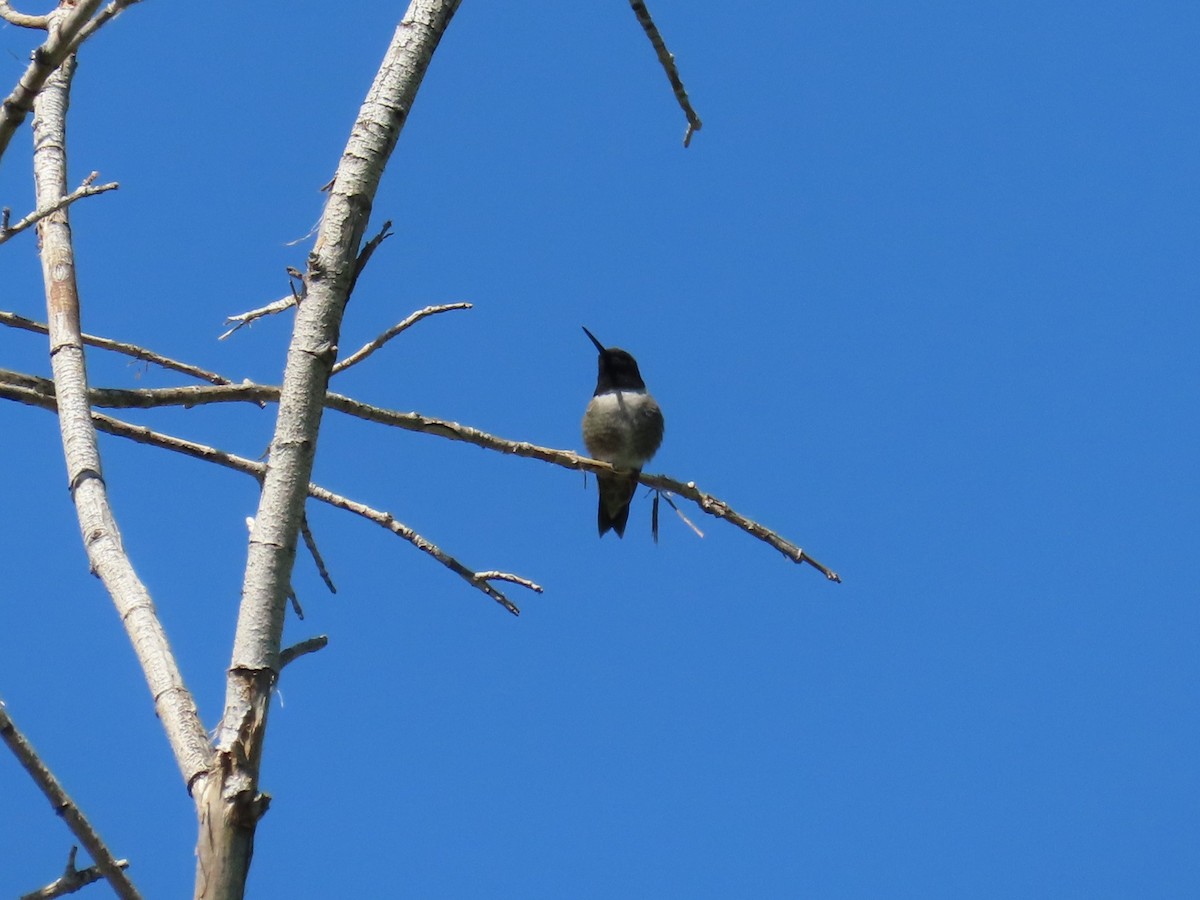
220, 268, 306, 340
300, 512, 337, 594
0, 311, 232, 385
286, 586, 305, 620
640, 474, 841, 581
72, 0, 144, 47
219, 293, 299, 341
348, 218, 393, 296
472, 571, 545, 592
280, 635, 329, 669
1, 702, 141, 900
311, 488, 542, 615
0, 173, 118, 246
20, 846, 128, 900
628, 0, 703, 146
332, 302, 472, 375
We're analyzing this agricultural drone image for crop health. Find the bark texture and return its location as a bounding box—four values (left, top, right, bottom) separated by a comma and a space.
31, 20, 211, 795
193, 3, 462, 897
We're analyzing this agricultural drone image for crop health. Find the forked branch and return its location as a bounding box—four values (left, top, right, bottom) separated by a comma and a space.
20, 845, 128, 900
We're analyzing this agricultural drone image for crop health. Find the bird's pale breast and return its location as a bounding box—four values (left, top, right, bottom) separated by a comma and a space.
582, 389, 664, 469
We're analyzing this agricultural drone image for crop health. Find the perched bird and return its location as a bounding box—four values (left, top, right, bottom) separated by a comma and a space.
581, 326, 665, 537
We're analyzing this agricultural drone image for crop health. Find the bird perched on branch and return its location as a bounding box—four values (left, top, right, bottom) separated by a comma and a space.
581, 327, 665, 537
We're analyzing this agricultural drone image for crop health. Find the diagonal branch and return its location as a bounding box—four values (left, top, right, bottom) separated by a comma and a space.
0, 378, 537, 613
72, 0, 143, 48
0, 0, 104, 164
628, 0, 703, 146
0, 2, 142, 164
1, 368, 841, 581
29, 22, 213, 796
332, 302, 472, 375
300, 513, 337, 594
1, 702, 140, 900
218, 290, 300, 341
0, 172, 117, 245
348, 218, 393, 295
20, 846, 127, 900
0, 310, 233, 385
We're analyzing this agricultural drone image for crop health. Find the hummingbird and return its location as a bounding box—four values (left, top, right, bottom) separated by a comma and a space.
581, 326, 665, 538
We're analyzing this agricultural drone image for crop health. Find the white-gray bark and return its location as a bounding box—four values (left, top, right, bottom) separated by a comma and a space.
192, 3, 463, 897
31, 13, 211, 797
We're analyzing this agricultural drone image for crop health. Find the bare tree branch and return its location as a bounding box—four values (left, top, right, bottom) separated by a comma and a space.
1, 703, 140, 900
72, 0, 143, 48
279, 636, 330, 670
311, 483, 533, 615
20, 845, 128, 900
1, 368, 841, 581
473, 571, 545, 592
0, 0, 104, 164
332, 302, 472, 375
218, 291, 299, 341
0, 310, 234, 385
0, 172, 117, 245
300, 513, 337, 594
199, 5, 471, 890
628, 0, 703, 146
29, 23, 213, 797
348, 217, 393, 295
0, 379, 536, 614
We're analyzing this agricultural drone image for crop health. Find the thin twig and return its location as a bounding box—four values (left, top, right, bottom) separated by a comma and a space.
218, 292, 299, 340
473, 571, 545, 592
0, 369, 841, 581
280, 635, 329, 669
20, 846, 129, 900
0, 311, 233, 385
641, 474, 841, 581
1, 702, 141, 900
0, 380, 537, 613
300, 512, 337, 594
628, 0, 703, 146
332, 302, 472, 375
286, 586, 305, 620
308, 486, 538, 614
348, 218, 393, 296
0, 174, 118, 245
72, 0, 143, 47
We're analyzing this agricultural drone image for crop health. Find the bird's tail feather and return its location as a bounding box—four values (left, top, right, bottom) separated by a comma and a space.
596, 471, 639, 538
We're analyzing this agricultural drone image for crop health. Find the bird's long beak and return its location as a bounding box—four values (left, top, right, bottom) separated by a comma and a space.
581, 326, 606, 353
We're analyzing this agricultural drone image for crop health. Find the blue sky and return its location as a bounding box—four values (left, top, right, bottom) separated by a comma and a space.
2, 1, 1197, 896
